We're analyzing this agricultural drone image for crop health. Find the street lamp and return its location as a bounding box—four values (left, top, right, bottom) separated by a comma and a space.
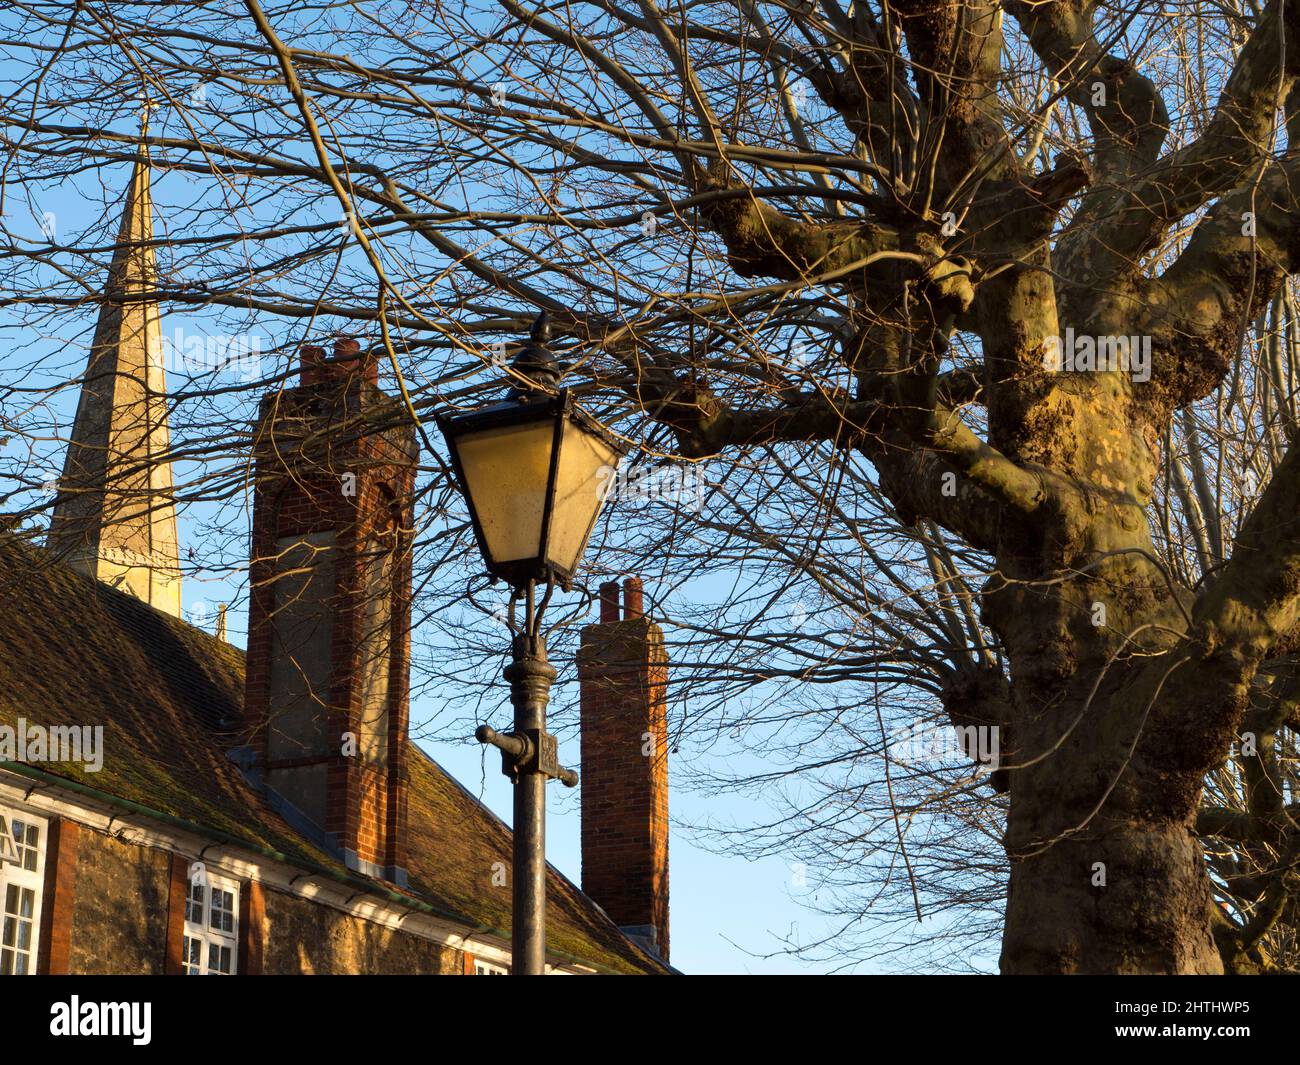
437, 312, 627, 975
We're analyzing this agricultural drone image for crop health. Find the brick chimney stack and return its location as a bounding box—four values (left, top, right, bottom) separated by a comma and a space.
578, 577, 670, 960
244, 337, 417, 884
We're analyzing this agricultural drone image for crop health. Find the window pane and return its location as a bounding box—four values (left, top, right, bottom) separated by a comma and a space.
1, 883, 36, 975
183, 936, 201, 975
187, 882, 205, 924
11, 820, 39, 871
207, 943, 232, 975
210, 889, 234, 933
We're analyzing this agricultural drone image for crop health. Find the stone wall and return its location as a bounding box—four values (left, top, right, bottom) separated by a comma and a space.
67, 827, 170, 974
261, 887, 461, 975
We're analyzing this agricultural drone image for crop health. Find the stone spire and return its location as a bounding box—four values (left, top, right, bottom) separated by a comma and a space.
48, 126, 182, 616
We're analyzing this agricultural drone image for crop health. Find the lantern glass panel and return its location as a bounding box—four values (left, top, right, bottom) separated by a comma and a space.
453, 418, 555, 567
545, 419, 622, 576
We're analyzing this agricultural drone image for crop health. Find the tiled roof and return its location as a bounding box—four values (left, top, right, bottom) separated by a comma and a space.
0, 530, 665, 974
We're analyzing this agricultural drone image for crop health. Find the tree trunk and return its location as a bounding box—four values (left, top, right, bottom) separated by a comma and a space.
1000, 805, 1222, 973
982, 440, 1234, 973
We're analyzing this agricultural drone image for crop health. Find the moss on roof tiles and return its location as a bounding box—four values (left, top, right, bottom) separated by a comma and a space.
0, 531, 663, 974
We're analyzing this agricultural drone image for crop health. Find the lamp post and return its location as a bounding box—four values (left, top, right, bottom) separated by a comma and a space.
437, 312, 627, 975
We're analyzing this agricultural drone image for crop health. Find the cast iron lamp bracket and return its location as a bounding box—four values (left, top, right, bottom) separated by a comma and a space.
476, 631, 579, 787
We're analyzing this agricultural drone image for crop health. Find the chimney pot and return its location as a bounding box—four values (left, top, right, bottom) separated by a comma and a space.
299, 345, 328, 385
299, 339, 378, 386
623, 577, 644, 619
335, 338, 380, 385
599, 580, 621, 623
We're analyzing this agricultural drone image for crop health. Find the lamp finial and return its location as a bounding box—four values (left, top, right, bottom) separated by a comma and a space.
509, 311, 561, 394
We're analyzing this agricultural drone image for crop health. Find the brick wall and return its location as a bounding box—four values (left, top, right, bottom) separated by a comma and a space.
36, 818, 80, 974
577, 577, 670, 961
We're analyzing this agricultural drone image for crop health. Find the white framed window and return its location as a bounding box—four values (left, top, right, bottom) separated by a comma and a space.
0, 806, 48, 976
181, 871, 240, 975
474, 959, 507, 975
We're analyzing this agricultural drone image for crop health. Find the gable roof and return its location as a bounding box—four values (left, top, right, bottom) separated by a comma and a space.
0, 530, 666, 974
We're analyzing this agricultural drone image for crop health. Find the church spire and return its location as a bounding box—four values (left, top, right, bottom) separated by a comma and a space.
48, 120, 182, 617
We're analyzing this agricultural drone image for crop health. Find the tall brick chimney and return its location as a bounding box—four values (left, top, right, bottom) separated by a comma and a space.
577, 577, 670, 960
243, 338, 417, 884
